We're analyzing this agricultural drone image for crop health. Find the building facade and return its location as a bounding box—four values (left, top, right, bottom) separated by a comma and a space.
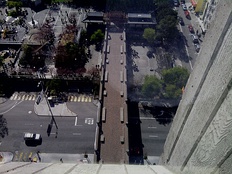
159, 0, 232, 173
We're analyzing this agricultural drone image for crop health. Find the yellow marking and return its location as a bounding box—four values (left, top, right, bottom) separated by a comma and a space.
74, 96, 77, 102
13, 93, 18, 100
28, 152, 32, 158
25, 95, 29, 100
77, 96, 81, 102
81, 95, 85, 102
21, 95, 25, 100
88, 97, 92, 102
10, 93, 16, 100
19, 152, 23, 161
85, 97, 88, 102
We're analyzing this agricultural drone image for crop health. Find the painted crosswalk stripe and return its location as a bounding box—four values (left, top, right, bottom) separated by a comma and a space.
10, 93, 16, 100
78, 96, 81, 102
17, 95, 21, 100
81, 95, 85, 102
25, 95, 29, 100
88, 97, 92, 102
13, 93, 18, 100
32, 95, 36, 100
74, 96, 77, 102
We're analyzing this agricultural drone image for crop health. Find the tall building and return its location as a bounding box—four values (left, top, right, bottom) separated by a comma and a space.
159, 0, 232, 173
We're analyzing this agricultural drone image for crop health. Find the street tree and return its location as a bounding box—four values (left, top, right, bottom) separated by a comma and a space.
143, 28, 156, 44
90, 29, 104, 49
142, 75, 162, 97
157, 15, 178, 40
161, 67, 189, 98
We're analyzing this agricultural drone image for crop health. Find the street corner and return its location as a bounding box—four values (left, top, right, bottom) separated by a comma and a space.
0, 97, 7, 104
0, 152, 14, 163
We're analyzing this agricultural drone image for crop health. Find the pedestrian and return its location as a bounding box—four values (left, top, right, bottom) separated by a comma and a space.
60, 158, 63, 163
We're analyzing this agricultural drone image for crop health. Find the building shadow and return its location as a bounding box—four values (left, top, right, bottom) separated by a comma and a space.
127, 101, 144, 164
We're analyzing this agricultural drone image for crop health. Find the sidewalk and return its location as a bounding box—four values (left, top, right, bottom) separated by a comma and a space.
34, 97, 77, 117
31, 153, 94, 164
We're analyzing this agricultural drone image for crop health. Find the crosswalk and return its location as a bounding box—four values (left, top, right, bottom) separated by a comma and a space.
13, 151, 35, 162
10, 93, 37, 101
67, 94, 92, 103
9, 93, 93, 103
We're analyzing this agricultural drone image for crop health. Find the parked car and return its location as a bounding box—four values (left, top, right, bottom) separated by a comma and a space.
194, 44, 200, 52
191, 34, 199, 43
184, 10, 191, 19
178, 16, 184, 25
182, 4, 187, 11
188, 25, 194, 33
180, 0, 185, 4
173, 0, 179, 6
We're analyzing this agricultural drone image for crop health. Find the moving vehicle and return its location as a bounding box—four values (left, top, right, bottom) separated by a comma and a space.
24, 133, 42, 144
184, 10, 191, 19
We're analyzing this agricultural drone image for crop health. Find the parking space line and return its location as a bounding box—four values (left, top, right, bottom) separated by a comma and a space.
149, 135, 158, 138
75, 117, 78, 125
148, 126, 157, 129
73, 133, 81, 136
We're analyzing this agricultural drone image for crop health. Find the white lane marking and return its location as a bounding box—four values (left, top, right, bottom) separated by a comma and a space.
0, 100, 23, 115
149, 135, 158, 138
148, 127, 157, 129
74, 117, 78, 126
73, 133, 81, 136
50, 133, 56, 135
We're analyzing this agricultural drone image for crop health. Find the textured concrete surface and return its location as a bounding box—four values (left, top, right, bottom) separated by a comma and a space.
160, 1, 232, 173
0, 162, 174, 174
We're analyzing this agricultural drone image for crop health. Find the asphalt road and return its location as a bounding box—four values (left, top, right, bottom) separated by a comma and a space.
0, 100, 97, 161
140, 118, 171, 156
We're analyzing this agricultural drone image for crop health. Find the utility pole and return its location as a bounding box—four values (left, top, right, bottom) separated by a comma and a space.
38, 81, 58, 136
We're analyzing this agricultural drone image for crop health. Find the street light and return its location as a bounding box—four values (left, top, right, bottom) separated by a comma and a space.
38, 81, 58, 137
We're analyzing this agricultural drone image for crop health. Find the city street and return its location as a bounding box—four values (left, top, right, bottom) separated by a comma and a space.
0, 100, 97, 162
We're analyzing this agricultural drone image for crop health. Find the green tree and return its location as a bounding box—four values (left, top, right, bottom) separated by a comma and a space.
142, 75, 162, 97
162, 67, 189, 88
161, 67, 189, 99
157, 15, 178, 40
143, 28, 156, 44
90, 29, 104, 45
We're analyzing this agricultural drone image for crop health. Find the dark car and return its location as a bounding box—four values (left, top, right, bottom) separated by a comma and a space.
188, 25, 195, 33
194, 44, 200, 52
178, 16, 184, 25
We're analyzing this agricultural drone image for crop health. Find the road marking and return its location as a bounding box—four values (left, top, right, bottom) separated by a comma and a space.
74, 117, 78, 126
73, 133, 81, 136
148, 127, 157, 129
0, 100, 23, 115
149, 135, 158, 138
85, 118, 94, 125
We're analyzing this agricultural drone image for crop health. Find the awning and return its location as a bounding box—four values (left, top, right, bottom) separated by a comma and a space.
190, 0, 197, 7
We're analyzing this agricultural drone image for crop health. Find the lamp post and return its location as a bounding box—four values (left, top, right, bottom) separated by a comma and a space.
37, 81, 58, 136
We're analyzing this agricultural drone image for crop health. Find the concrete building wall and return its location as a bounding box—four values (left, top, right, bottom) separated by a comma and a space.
159, 0, 232, 173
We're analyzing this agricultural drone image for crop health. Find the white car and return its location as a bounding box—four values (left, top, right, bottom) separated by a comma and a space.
24, 133, 42, 141
182, 4, 187, 11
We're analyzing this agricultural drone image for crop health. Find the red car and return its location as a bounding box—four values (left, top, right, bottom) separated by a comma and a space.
188, 25, 194, 33
184, 10, 191, 19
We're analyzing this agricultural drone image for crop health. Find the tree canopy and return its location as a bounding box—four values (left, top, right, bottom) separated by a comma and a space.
142, 75, 162, 97
143, 28, 156, 44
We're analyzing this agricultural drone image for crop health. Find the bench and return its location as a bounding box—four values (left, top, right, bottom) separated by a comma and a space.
102, 107, 106, 122
120, 107, 124, 123
105, 71, 108, 82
